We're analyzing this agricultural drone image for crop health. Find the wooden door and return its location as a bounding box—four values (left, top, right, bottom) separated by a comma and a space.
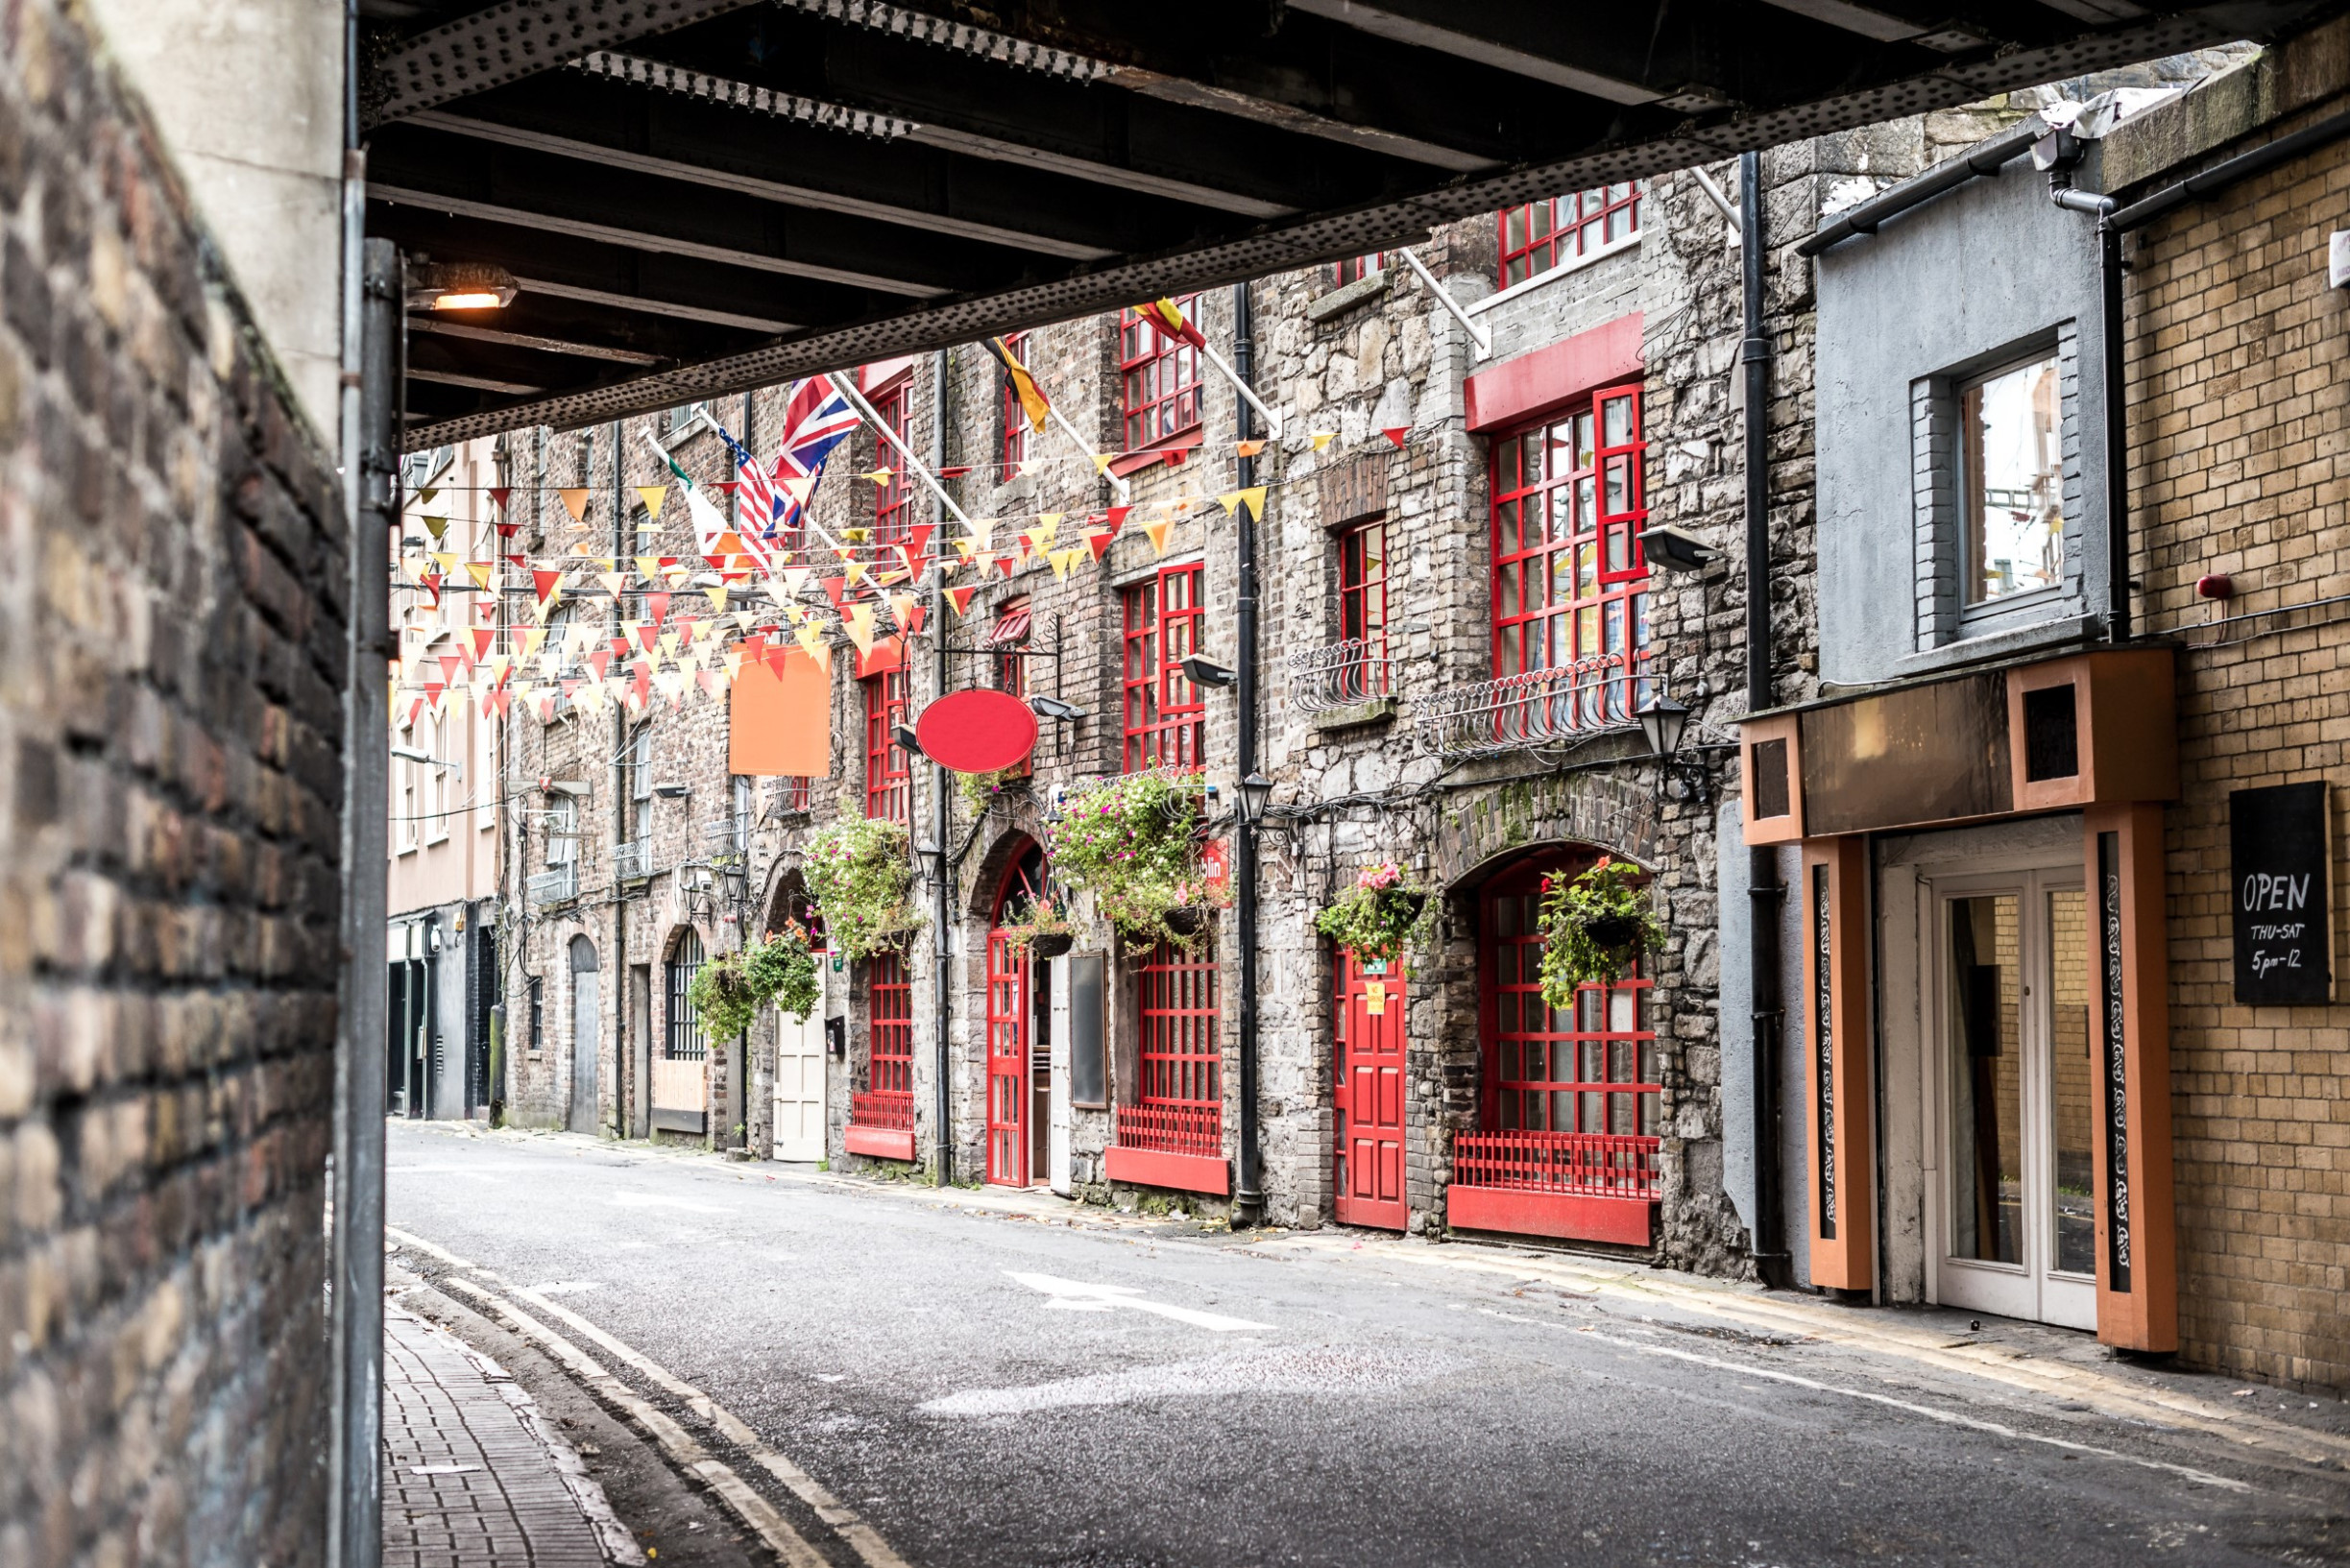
1335, 952, 1408, 1229
568, 955, 598, 1134
770, 960, 826, 1161
985, 929, 1030, 1186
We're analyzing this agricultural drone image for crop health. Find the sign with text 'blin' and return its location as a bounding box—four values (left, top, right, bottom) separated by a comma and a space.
2230, 782, 2335, 1006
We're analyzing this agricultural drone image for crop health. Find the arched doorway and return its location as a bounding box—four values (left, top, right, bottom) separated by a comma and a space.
1448, 849, 1662, 1247
985, 839, 1051, 1187
654, 928, 709, 1135
568, 935, 598, 1133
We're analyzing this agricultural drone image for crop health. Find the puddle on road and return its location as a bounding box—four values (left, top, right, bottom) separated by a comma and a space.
919, 1343, 1463, 1417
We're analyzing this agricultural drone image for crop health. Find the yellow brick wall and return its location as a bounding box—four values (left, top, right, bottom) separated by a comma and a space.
2127, 104, 2350, 1389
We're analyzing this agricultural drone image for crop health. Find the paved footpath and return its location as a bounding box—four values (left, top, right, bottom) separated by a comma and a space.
383, 1299, 642, 1566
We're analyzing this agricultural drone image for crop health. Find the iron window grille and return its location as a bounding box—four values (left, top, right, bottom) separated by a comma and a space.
614, 839, 655, 881
664, 929, 707, 1061
1120, 295, 1203, 451
1121, 565, 1206, 772
1498, 184, 1642, 287
527, 865, 578, 905
1288, 638, 1393, 714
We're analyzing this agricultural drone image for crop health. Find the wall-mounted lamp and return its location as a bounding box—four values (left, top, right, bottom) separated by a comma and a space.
1635, 524, 1723, 573
406, 261, 518, 311
890, 723, 925, 758
913, 839, 945, 884
390, 745, 461, 781
1235, 773, 1273, 827
1636, 690, 1714, 805
1030, 695, 1085, 723
653, 784, 690, 800
1180, 656, 1237, 688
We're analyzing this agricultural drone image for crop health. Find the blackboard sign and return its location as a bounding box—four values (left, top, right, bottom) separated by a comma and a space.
1068, 953, 1106, 1107
2231, 782, 2335, 1005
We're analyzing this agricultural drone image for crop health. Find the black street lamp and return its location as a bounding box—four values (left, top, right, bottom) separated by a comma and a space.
1236, 773, 1274, 826
1636, 690, 1691, 762
912, 839, 945, 885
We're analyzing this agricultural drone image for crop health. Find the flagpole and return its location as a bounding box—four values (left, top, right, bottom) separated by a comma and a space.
1047, 398, 1130, 505
835, 376, 976, 531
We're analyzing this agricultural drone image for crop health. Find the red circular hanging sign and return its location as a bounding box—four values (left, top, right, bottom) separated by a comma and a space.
915, 688, 1039, 774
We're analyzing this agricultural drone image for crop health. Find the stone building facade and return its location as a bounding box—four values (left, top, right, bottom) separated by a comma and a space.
0, 0, 349, 1558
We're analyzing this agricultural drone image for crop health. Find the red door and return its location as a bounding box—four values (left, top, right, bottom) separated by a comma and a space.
1335, 952, 1408, 1229
985, 928, 1029, 1186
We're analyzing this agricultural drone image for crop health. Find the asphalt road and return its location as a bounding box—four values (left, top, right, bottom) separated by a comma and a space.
387, 1122, 2350, 1568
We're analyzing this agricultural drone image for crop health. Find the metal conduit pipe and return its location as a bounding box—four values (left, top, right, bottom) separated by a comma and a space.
1232, 280, 1264, 1226
1741, 151, 1792, 1291
931, 348, 955, 1187
612, 419, 630, 1138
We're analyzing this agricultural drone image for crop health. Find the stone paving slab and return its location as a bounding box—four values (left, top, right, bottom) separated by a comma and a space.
383, 1301, 642, 1566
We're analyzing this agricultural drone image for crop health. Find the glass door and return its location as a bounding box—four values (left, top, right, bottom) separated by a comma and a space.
1935, 871, 2096, 1331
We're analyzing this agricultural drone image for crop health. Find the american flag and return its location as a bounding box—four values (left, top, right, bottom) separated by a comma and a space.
768, 374, 860, 539
714, 419, 775, 540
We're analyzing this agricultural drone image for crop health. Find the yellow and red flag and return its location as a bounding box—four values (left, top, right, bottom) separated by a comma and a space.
985, 337, 1052, 434
1135, 297, 1207, 350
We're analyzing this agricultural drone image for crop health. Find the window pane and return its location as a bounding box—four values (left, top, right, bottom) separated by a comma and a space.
1962, 354, 2064, 605
1602, 395, 1634, 446
1949, 894, 2023, 1266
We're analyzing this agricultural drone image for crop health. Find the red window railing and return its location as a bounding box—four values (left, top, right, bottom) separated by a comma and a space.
1114, 1100, 1223, 1159
1116, 939, 1221, 1156
855, 950, 913, 1130
1452, 1130, 1660, 1199
850, 1090, 915, 1131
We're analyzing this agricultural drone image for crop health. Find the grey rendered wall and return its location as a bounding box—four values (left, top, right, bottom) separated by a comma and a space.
1814, 151, 2110, 688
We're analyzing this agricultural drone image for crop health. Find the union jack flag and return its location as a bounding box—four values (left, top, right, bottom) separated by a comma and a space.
768, 374, 860, 539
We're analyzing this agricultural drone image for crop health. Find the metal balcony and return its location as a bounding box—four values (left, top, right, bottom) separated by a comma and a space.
526, 865, 578, 906
1285, 637, 1391, 713
614, 839, 655, 881
702, 814, 751, 859
1415, 656, 1647, 759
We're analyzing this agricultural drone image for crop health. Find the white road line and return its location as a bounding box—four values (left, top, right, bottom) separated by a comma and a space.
608, 1193, 735, 1214
1491, 1310, 2255, 1494
432, 1276, 833, 1568
1008, 1272, 1275, 1332
386, 1223, 475, 1270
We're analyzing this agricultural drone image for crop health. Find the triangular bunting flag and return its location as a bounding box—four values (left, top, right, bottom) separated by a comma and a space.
1381, 426, 1411, 448
558, 487, 592, 520
947, 585, 978, 616
1143, 518, 1175, 556
1235, 440, 1266, 458
636, 485, 668, 519
843, 603, 877, 656
1310, 432, 1337, 452
488, 486, 511, 512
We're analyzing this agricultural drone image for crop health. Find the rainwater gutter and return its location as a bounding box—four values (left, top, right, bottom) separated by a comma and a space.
1741, 151, 1792, 1291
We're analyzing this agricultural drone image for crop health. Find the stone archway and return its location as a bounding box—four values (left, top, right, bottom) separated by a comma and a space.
1436, 769, 1660, 892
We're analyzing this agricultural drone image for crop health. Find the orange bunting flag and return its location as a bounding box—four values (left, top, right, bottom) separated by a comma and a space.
1142, 518, 1175, 556
1235, 439, 1266, 458
558, 487, 592, 521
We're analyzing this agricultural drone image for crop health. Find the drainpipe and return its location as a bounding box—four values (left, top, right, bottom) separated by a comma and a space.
611, 419, 630, 1138
1232, 282, 1264, 1227
1741, 151, 1792, 1291
930, 349, 955, 1187
2048, 183, 2129, 643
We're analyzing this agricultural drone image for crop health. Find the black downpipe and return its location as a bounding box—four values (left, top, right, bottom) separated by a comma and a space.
1741, 152, 1792, 1290
611, 419, 630, 1138
931, 349, 955, 1187
1232, 282, 1263, 1226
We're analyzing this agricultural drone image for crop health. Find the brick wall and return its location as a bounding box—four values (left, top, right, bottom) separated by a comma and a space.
2119, 41, 2350, 1387
0, 0, 343, 1557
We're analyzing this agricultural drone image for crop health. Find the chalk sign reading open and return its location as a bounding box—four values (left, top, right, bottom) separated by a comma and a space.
2230, 781, 2335, 1006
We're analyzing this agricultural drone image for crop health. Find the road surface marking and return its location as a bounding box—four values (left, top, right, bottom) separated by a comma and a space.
386, 1224, 475, 1270
1008, 1272, 1273, 1332
1514, 1314, 2254, 1493
524, 1280, 604, 1295
433, 1276, 835, 1568
608, 1192, 736, 1214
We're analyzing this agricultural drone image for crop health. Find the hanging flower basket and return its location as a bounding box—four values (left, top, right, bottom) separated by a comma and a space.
803, 816, 922, 961
1046, 768, 1226, 949
1000, 896, 1078, 959
1027, 930, 1076, 959
685, 924, 819, 1041
1313, 862, 1431, 964
748, 922, 819, 1020
1536, 857, 1664, 1007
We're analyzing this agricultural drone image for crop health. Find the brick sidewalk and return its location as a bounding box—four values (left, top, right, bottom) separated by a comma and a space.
383, 1302, 642, 1566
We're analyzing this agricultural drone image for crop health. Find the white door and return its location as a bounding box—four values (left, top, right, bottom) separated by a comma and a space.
771, 963, 828, 1162
1929, 870, 2098, 1331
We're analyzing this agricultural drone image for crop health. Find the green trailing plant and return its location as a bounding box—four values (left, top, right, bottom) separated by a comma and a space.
999, 895, 1078, 959
686, 951, 762, 1043
957, 766, 1025, 819
747, 922, 819, 1019
1536, 856, 1664, 1006
1047, 768, 1225, 949
1313, 861, 1431, 964
803, 815, 921, 960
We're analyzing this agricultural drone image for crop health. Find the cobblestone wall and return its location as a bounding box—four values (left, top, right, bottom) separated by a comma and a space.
0, 0, 344, 1557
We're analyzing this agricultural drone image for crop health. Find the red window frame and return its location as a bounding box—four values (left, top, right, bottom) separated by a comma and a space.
1337, 518, 1389, 700
1000, 329, 1030, 473
1114, 938, 1221, 1159
1121, 565, 1205, 772
1334, 253, 1385, 286
862, 669, 909, 824
781, 774, 812, 813
854, 951, 914, 1130
1498, 184, 1641, 288
871, 380, 913, 544
1121, 295, 1203, 451
1490, 384, 1650, 724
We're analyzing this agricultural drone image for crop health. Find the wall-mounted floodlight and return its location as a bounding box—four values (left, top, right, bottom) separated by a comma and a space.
1180, 656, 1237, 688
891, 723, 925, 757
406, 261, 518, 311
1030, 695, 1085, 722
1635, 524, 1722, 572
653, 784, 691, 799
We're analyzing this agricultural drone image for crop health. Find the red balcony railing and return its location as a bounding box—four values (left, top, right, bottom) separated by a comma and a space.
1451, 1130, 1660, 1200
1113, 1101, 1222, 1159
850, 1090, 915, 1131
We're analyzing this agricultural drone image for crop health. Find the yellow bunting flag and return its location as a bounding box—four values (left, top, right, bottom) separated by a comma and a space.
1142, 518, 1175, 556
886, 591, 920, 632
1035, 514, 1062, 546
844, 561, 869, 590
416, 488, 441, 507
794, 622, 832, 672
658, 631, 681, 663
423, 516, 448, 542
1091, 452, 1115, 475
706, 584, 729, 615
968, 517, 1000, 553
1049, 546, 1078, 582
1310, 432, 1337, 452
779, 476, 815, 508
635, 555, 663, 580
430, 551, 460, 575
558, 487, 592, 521
465, 561, 493, 591
864, 468, 893, 486
520, 626, 548, 660
843, 602, 877, 656
597, 571, 628, 599
635, 485, 668, 519
1219, 487, 1267, 523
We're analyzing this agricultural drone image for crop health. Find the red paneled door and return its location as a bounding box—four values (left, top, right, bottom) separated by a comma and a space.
985, 928, 1030, 1187
1335, 952, 1408, 1230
